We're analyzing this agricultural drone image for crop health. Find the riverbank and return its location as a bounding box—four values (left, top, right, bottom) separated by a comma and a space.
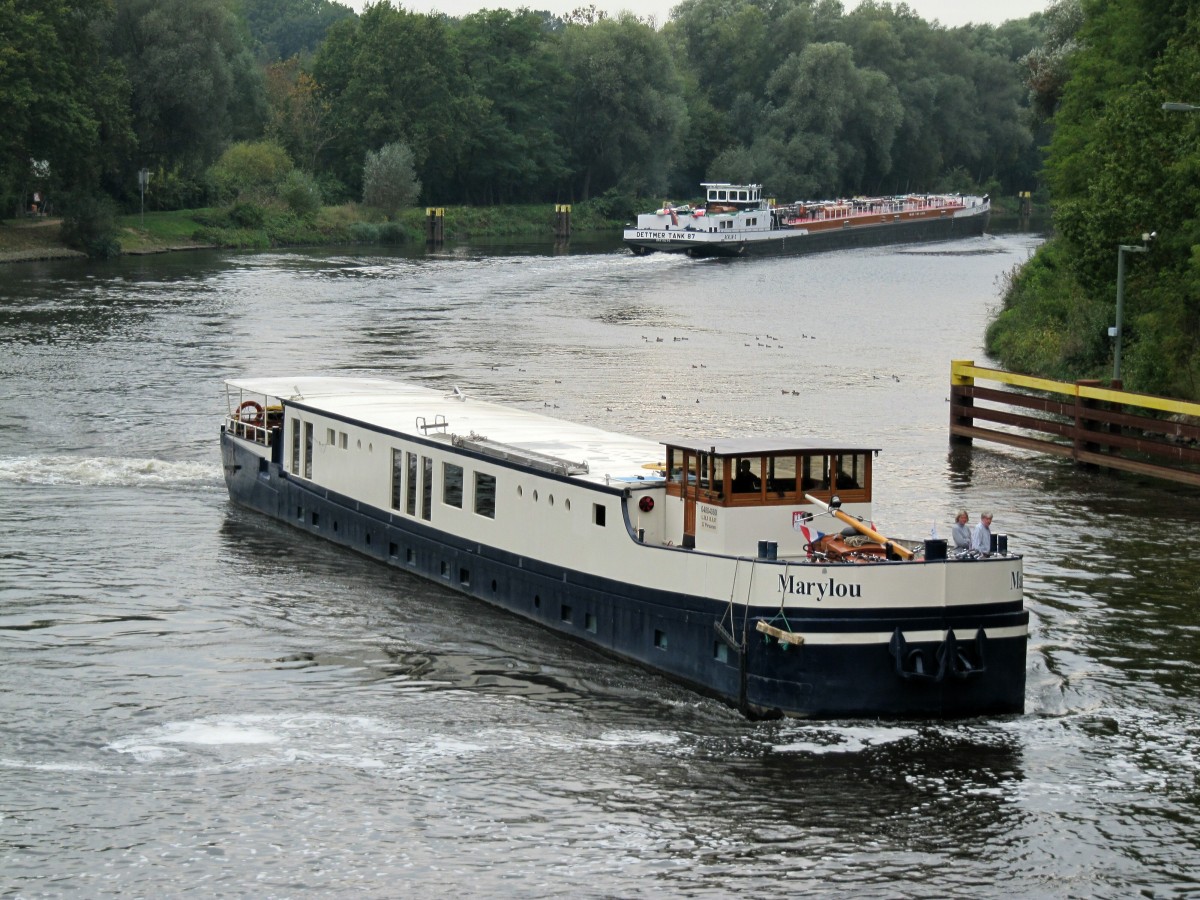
0, 200, 631, 264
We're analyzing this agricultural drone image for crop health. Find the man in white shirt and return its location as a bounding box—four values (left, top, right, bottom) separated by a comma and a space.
971, 512, 994, 555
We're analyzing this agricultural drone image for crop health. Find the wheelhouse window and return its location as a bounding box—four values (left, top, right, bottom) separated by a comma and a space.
802, 454, 830, 491
663, 444, 871, 506
766, 455, 797, 495
474, 472, 496, 519
443, 462, 463, 508
835, 452, 868, 492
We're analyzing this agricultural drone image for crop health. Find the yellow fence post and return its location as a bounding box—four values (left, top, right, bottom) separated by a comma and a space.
1073, 379, 1103, 468
554, 204, 572, 240
425, 207, 444, 245
949, 360, 975, 445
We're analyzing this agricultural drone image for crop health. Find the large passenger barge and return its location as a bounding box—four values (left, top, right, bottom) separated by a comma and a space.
624, 183, 990, 257
221, 376, 1027, 718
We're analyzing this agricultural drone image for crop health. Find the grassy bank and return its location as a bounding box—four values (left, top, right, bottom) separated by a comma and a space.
1, 199, 631, 261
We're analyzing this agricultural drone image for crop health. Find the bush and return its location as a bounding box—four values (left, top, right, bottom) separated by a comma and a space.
348, 221, 379, 243
228, 203, 266, 229
60, 193, 121, 259
210, 141, 294, 203
377, 221, 408, 244
362, 142, 421, 218
278, 170, 322, 217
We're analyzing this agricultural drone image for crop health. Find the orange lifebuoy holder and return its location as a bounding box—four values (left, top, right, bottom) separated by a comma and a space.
638, 496, 655, 513
237, 400, 264, 427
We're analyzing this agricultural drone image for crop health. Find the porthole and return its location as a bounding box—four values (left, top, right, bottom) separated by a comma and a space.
548, 494, 555, 507
564, 498, 571, 511
533, 490, 539, 502
517, 485, 524, 497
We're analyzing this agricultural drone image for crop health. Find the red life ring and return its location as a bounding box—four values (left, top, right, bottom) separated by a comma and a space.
638, 496, 654, 512
237, 400, 264, 427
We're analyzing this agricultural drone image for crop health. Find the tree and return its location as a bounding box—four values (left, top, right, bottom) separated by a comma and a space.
0, 0, 132, 214
264, 58, 336, 173
240, 0, 355, 61
107, 0, 266, 180
362, 141, 420, 216
311, 4, 472, 200
449, 9, 569, 203
990, 0, 1200, 398
555, 14, 688, 200
711, 41, 903, 198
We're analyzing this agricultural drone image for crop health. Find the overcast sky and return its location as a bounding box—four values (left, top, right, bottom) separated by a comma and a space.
351, 0, 1049, 28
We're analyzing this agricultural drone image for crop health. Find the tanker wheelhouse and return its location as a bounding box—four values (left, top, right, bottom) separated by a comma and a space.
221, 376, 1027, 718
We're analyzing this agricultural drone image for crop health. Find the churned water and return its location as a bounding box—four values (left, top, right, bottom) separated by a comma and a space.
2, 233, 1199, 897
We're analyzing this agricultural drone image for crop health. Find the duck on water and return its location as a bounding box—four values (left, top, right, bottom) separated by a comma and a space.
221, 376, 1027, 719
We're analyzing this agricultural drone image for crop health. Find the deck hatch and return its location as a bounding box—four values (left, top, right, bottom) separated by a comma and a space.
452, 434, 589, 477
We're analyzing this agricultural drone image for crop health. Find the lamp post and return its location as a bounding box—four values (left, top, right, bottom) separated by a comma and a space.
1112, 233, 1154, 382
138, 168, 149, 225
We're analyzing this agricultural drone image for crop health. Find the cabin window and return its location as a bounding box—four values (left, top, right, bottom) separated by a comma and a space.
326, 427, 336, 445
561, 604, 573, 624
594, 503, 606, 527
443, 463, 464, 508
405, 452, 418, 516
767, 456, 797, 495
421, 456, 432, 521
712, 457, 727, 494
667, 447, 681, 483
732, 457, 761, 494
290, 419, 300, 475
474, 472, 497, 519
339, 432, 348, 450
714, 641, 729, 663
303, 423, 313, 479
835, 453, 868, 491
390, 449, 404, 510
654, 629, 668, 650
718, 190, 727, 200
801, 454, 831, 491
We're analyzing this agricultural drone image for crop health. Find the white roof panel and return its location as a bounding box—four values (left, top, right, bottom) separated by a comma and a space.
227, 376, 665, 485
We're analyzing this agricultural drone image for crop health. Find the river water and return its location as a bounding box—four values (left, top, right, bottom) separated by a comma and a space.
2, 231, 1199, 897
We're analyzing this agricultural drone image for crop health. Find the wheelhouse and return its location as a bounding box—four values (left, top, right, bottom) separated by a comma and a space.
662, 438, 874, 507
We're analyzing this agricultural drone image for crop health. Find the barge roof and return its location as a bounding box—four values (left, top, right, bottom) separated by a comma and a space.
227, 376, 877, 485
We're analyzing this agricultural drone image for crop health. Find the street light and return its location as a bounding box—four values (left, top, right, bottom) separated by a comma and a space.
1111, 232, 1154, 383
1162, 102, 1200, 111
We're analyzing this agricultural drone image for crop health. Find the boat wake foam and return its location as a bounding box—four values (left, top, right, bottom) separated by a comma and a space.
0, 455, 219, 487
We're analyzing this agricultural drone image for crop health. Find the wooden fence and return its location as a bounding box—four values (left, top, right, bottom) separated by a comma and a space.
949, 360, 1200, 487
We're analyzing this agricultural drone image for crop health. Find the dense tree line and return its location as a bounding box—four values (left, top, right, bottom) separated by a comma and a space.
1, 0, 1051, 222
987, 0, 1200, 399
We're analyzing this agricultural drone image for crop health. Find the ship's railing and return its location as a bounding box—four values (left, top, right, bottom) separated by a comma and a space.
781, 195, 968, 223
226, 415, 271, 446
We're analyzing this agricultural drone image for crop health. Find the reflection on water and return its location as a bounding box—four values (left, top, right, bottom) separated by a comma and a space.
2, 235, 1200, 896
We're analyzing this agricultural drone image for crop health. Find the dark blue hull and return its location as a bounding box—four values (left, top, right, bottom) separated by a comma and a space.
223, 432, 1027, 718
